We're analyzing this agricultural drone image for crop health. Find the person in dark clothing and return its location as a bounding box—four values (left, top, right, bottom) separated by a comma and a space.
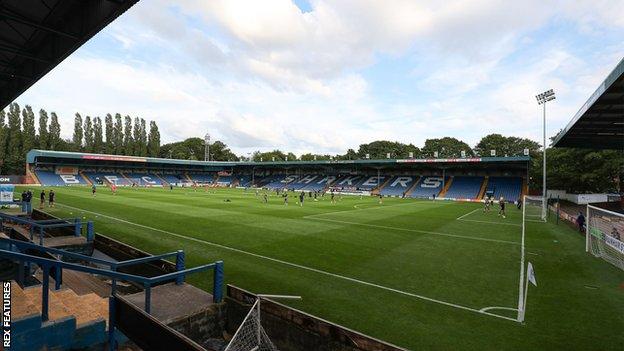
40, 190, 46, 209
21, 191, 27, 213
49, 190, 55, 207
25, 190, 33, 213
577, 212, 586, 233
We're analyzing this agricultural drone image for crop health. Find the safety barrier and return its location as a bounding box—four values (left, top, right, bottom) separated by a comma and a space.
0, 238, 223, 351
0, 212, 94, 245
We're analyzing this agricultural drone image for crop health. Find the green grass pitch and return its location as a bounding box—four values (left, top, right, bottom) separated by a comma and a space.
25, 186, 624, 350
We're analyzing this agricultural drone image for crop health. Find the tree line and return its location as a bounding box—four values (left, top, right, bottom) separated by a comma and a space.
0, 103, 160, 174
1, 102, 621, 193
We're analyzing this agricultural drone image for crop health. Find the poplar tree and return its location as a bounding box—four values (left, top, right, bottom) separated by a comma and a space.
123, 115, 133, 155
93, 116, 104, 153
49, 112, 61, 151
147, 121, 160, 157
21, 105, 35, 156
72, 113, 83, 151
83, 116, 94, 152
38, 109, 49, 149
104, 114, 114, 154
114, 113, 123, 154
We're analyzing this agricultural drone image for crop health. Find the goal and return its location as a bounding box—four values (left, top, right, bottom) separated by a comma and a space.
523, 196, 546, 223
586, 205, 624, 271
225, 299, 278, 351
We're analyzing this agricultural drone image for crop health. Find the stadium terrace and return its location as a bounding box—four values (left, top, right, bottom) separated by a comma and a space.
26, 149, 530, 202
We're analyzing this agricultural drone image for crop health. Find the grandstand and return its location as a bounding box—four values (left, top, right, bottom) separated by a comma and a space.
26, 150, 529, 202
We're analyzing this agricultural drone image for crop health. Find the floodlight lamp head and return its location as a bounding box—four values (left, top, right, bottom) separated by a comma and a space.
204, 133, 211, 144
536, 89, 556, 104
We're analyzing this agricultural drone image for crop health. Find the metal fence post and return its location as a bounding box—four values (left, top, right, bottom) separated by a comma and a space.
108, 296, 116, 351
175, 250, 185, 285
213, 261, 224, 303
556, 196, 560, 225
54, 265, 62, 290
74, 219, 81, 237
39, 227, 44, 246
144, 283, 151, 314
87, 221, 94, 242
42, 263, 50, 321
29, 226, 34, 241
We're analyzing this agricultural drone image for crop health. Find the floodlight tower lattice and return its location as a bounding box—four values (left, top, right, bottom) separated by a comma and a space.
204, 133, 211, 162
536, 89, 555, 220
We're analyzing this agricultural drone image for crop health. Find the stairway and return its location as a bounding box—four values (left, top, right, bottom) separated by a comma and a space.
79, 171, 93, 186
477, 176, 489, 199
372, 176, 393, 195
13, 281, 109, 350
438, 177, 453, 197
404, 176, 421, 197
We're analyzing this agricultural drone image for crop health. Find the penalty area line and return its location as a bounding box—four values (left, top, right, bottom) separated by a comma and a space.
54, 202, 518, 323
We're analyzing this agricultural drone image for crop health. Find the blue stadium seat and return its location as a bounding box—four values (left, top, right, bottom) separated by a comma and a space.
410, 176, 448, 198
444, 176, 484, 199
380, 176, 418, 196
486, 177, 523, 202
35, 170, 87, 186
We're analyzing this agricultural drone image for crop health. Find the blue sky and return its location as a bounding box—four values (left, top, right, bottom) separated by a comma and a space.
15, 0, 624, 156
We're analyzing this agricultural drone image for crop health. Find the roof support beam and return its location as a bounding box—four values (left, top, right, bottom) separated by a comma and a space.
0, 11, 79, 40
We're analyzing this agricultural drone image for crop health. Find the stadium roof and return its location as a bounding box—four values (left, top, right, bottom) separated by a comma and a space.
0, 0, 139, 109
27, 149, 530, 168
552, 57, 624, 149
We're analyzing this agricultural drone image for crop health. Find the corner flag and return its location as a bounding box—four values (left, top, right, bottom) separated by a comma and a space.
527, 262, 537, 286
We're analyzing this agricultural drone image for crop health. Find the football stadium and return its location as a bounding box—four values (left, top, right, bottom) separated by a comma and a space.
0, 1, 623, 351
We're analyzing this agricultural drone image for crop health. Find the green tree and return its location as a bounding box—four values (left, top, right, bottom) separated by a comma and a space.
160, 137, 205, 160
21, 105, 35, 157
251, 150, 295, 162
421, 137, 473, 158
354, 141, 420, 159
38, 109, 49, 149
209, 140, 239, 161
48, 112, 61, 151
83, 116, 94, 152
5, 103, 22, 174
72, 113, 83, 151
474, 134, 539, 157
132, 117, 141, 156
123, 115, 133, 155
147, 121, 160, 157
93, 116, 104, 153
114, 114, 123, 154
139, 118, 148, 156
104, 114, 114, 154
300, 153, 331, 161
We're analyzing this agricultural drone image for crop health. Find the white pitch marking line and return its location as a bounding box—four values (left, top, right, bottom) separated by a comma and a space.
303, 216, 519, 245
458, 218, 521, 227
456, 208, 480, 220
479, 306, 518, 313
53, 202, 518, 323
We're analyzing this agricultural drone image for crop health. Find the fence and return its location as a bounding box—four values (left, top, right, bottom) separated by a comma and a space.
0, 237, 223, 350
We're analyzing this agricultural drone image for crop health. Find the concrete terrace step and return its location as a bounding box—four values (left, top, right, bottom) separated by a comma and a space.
22, 284, 109, 327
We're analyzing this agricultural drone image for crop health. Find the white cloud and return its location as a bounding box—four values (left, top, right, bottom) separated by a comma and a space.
11, 0, 624, 156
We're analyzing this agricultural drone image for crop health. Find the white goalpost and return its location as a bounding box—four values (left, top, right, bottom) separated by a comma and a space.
225, 294, 301, 351
586, 205, 624, 271
518, 195, 545, 322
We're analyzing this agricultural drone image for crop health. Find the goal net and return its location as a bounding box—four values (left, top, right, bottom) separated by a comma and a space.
586, 205, 624, 271
225, 299, 278, 351
523, 196, 546, 223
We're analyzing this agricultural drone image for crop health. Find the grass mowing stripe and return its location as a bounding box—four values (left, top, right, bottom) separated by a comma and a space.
304, 216, 520, 245
55, 202, 519, 323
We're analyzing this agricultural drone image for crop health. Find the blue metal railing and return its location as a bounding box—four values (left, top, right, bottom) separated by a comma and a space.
0, 238, 224, 350
0, 212, 94, 245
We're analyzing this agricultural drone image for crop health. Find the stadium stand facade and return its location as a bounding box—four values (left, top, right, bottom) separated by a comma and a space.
25, 150, 529, 202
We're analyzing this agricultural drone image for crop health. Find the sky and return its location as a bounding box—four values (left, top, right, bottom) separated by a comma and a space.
14, 0, 624, 156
